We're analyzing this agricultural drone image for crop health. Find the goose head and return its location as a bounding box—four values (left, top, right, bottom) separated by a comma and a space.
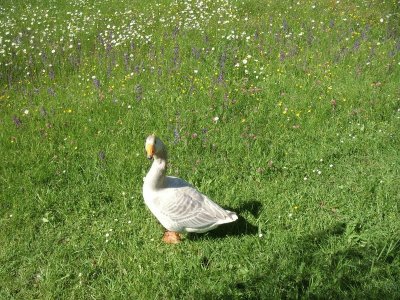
145, 134, 167, 160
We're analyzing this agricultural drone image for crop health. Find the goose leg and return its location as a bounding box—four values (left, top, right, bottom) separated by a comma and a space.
162, 231, 181, 244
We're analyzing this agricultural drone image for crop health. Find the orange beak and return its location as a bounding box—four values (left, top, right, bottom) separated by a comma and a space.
145, 144, 155, 159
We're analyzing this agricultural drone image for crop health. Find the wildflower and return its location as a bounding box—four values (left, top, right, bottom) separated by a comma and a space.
242, 59, 247, 64
23, 109, 29, 115
212, 116, 219, 123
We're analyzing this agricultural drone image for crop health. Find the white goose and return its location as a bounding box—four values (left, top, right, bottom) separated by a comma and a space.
143, 134, 238, 243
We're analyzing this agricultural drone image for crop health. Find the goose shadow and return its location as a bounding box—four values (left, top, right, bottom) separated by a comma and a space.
187, 200, 262, 240
198, 222, 350, 299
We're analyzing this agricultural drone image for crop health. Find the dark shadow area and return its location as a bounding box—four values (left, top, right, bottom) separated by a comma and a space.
222, 222, 349, 299
235, 200, 263, 218
187, 200, 261, 241
224, 221, 399, 299
198, 221, 400, 299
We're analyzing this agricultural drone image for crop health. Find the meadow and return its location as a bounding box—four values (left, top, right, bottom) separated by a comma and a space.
0, 0, 399, 298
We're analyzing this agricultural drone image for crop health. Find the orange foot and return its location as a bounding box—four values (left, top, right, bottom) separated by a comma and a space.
162, 231, 181, 244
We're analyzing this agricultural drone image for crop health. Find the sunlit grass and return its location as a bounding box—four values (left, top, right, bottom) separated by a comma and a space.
1, 0, 399, 298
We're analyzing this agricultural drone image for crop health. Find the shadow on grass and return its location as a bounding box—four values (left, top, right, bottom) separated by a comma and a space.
187, 200, 261, 241
232, 222, 398, 298
200, 221, 400, 299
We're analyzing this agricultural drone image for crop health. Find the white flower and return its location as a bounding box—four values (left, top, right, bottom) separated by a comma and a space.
194, 70, 198, 74
242, 59, 247, 64
23, 109, 29, 115
212, 116, 219, 123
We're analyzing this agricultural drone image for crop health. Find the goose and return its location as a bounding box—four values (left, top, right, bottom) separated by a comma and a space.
142, 134, 238, 243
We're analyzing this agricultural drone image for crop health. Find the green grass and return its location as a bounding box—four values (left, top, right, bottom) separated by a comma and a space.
1, 0, 400, 298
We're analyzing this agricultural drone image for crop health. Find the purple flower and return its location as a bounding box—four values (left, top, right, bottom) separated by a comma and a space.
173, 128, 180, 143
13, 116, 22, 128
47, 88, 56, 97
98, 150, 106, 161
93, 78, 101, 89
40, 106, 47, 117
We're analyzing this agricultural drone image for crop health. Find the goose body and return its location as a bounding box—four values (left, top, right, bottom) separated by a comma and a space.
142, 135, 238, 241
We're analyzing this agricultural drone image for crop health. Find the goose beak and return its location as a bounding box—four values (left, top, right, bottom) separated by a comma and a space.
146, 144, 155, 160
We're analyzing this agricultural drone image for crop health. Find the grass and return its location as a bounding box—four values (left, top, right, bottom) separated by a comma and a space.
1, 0, 399, 298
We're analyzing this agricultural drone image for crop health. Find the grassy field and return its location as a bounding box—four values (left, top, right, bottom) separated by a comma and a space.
1, 0, 399, 298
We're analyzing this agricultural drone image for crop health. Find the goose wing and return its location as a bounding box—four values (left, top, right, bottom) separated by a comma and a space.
158, 186, 237, 232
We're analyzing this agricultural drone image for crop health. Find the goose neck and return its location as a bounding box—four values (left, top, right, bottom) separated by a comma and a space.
145, 156, 167, 189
